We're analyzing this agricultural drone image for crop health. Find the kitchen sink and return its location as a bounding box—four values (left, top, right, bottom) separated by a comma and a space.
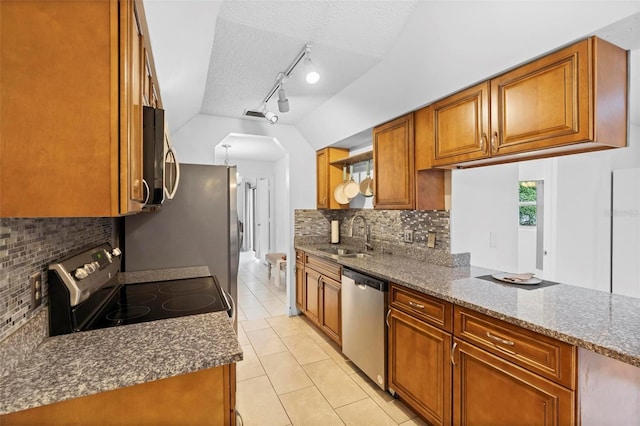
318, 247, 372, 259
318, 247, 356, 255
338, 253, 371, 258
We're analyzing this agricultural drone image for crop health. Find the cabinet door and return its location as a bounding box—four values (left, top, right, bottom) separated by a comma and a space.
388, 308, 451, 426
295, 262, 305, 311
373, 113, 415, 209
303, 269, 321, 324
431, 82, 490, 166
490, 39, 589, 156
119, 0, 145, 214
316, 149, 330, 208
452, 338, 575, 425
320, 276, 341, 345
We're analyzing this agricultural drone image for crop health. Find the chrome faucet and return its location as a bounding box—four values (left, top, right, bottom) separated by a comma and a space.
349, 214, 374, 251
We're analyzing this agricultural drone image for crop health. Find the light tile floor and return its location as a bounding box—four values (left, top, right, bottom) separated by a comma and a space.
235, 251, 426, 426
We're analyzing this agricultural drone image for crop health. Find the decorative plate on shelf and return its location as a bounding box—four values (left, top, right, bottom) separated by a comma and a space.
491, 272, 542, 285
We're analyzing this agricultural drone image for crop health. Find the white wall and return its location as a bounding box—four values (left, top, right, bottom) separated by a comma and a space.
450, 163, 519, 271
297, 2, 639, 149
578, 348, 640, 425
172, 114, 316, 313
274, 155, 288, 253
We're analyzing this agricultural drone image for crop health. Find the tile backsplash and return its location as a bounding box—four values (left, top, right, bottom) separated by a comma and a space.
0, 218, 114, 342
294, 209, 469, 267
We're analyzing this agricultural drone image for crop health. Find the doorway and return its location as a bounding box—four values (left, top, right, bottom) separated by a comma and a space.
242, 177, 274, 263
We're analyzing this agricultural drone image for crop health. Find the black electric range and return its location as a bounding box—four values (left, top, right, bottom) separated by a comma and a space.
48, 243, 231, 336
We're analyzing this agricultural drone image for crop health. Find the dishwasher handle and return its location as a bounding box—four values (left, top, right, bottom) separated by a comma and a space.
342, 268, 388, 292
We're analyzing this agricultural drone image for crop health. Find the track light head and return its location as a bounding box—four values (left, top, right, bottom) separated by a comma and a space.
261, 105, 278, 124
304, 45, 320, 85
277, 87, 290, 113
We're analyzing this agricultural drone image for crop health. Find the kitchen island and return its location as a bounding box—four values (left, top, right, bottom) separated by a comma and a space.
296, 243, 640, 367
0, 267, 243, 424
296, 243, 640, 425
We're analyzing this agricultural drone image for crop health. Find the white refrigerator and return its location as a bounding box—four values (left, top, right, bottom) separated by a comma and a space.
611, 167, 640, 297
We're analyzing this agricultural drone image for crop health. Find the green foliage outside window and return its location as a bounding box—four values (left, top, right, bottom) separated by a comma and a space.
519, 181, 537, 226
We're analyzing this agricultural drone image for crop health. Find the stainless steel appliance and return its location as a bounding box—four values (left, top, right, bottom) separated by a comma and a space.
142, 106, 179, 206
123, 164, 239, 327
341, 268, 388, 390
48, 243, 231, 336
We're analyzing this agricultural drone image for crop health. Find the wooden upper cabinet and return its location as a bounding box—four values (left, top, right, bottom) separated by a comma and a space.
432, 36, 627, 168
492, 36, 627, 158
0, 0, 157, 217
430, 82, 491, 166
120, 0, 146, 214
373, 113, 415, 209
316, 147, 349, 209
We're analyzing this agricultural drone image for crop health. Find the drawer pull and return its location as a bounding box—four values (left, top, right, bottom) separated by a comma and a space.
451, 341, 458, 366
408, 300, 425, 310
486, 331, 515, 346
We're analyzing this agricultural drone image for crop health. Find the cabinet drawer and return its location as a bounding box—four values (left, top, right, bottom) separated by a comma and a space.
454, 307, 576, 389
305, 254, 341, 281
390, 284, 452, 332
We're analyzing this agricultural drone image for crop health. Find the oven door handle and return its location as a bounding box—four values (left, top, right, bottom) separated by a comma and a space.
222, 288, 236, 325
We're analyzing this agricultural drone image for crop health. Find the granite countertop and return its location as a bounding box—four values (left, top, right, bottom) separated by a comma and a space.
0, 267, 243, 416
297, 244, 640, 368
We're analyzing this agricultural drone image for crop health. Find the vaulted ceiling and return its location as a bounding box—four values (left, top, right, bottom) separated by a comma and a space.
145, 0, 416, 133
144, 1, 640, 159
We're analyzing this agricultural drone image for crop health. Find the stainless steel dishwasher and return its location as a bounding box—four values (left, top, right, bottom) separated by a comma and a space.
341, 267, 388, 390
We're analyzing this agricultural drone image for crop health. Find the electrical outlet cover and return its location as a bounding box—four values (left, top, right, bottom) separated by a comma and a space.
30, 272, 42, 309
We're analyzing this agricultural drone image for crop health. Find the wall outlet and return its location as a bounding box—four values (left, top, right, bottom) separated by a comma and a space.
30, 272, 43, 310
403, 229, 414, 243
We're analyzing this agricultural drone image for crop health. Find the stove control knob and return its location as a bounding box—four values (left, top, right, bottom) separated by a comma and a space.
84, 263, 96, 274
74, 268, 89, 280
105, 250, 112, 262
111, 247, 122, 257
91, 261, 100, 270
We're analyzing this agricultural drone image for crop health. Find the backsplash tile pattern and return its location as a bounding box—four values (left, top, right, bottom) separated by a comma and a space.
0, 218, 114, 343
294, 209, 468, 267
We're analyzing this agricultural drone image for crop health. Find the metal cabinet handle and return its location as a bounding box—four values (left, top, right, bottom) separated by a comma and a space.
486, 331, 515, 346
408, 300, 425, 310
386, 309, 391, 328
480, 133, 487, 152
451, 341, 458, 366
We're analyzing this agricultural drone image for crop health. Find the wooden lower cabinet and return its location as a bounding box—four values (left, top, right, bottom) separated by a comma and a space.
388, 307, 452, 426
1, 364, 237, 425
304, 268, 322, 324
452, 339, 574, 425
295, 260, 305, 310
320, 275, 342, 344
297, 252, 342, 345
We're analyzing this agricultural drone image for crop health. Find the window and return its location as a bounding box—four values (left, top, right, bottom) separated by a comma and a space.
519, 181, 537, 226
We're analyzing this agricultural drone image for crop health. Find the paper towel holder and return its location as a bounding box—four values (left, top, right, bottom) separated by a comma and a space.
331, 220, 340, 244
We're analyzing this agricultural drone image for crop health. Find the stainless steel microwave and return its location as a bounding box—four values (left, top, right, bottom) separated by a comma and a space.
142, 106, 179, 206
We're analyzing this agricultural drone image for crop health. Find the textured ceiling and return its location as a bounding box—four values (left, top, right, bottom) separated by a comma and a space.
201, 0, 418, 124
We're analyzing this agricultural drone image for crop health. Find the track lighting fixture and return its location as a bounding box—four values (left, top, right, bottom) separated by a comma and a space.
261, 105, 278, 124
277, 86, 289, 113
244, 43, 320, 122
304, 45, 320, 85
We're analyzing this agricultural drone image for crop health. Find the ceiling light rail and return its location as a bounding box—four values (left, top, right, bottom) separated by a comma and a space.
247, 43, 319, 124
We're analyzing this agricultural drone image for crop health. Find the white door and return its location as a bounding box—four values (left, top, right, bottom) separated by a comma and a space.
255, 178, 271, 261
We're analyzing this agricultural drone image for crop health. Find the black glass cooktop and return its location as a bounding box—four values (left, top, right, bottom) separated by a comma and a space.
89, 276, 230, 330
